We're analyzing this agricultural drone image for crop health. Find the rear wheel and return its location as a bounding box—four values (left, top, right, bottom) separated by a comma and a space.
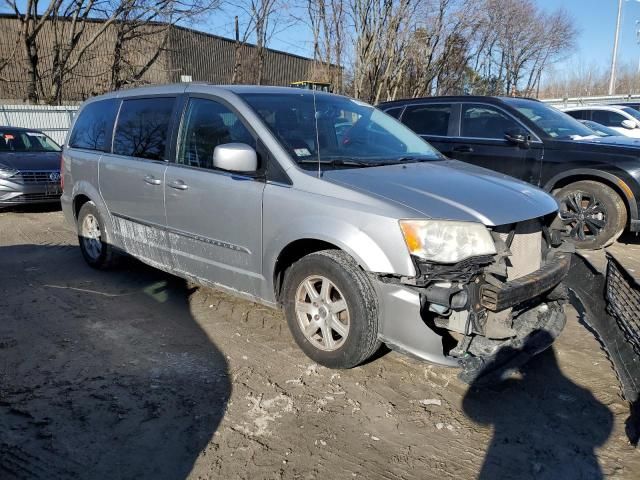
77, 201, 117, 269
554, 180, 627, 250
282, 250, 381, 368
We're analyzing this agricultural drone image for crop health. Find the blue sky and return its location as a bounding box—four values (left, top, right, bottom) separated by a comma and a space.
207, 0, 640, 75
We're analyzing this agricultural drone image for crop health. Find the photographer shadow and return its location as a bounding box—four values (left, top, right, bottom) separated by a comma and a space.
462, 331, 613, 480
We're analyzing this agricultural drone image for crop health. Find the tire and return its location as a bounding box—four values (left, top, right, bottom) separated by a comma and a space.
553, 180, 627, 250
281, 250, 381, 369
77, 201, 117, 269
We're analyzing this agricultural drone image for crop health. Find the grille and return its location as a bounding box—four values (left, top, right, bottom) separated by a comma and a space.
606, 259, 640, 356
16, 171, 58, 184
15, 192, 61, 202
496, 219, 542, 280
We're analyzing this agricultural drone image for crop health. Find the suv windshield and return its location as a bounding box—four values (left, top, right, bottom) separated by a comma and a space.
240, 92, 441, 167
0, 129, 61, 153
502, 98, 594, 139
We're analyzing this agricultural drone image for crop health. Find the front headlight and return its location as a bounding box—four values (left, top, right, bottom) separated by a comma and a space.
399, 220, 496, 263
0, 163, 17, 179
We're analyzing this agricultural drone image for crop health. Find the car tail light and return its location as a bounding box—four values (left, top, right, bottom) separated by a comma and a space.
60, 154, 64, 189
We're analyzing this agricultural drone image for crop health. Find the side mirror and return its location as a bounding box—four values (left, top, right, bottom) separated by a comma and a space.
504, 128, 529, 147
621, 119, 636, 130
213, 143, 258, 173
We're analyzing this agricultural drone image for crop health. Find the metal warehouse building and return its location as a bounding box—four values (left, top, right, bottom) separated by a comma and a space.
0, 14, 322, 104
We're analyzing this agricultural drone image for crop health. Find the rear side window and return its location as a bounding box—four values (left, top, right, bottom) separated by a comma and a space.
69, 99, 119, 151
565, 110, 588, 121
461, 104, 519, 139
402, 104, 451, 136
592, 110, 626, 127
113, 97, 175, 160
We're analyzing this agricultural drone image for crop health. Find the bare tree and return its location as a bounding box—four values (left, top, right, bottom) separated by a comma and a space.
306, 0, 345, 92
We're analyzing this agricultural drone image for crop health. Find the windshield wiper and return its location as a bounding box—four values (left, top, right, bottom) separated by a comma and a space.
297, 158, 374, 168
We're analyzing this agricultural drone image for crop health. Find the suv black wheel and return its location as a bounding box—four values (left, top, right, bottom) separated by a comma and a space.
282, 250, 381, 368
77, 201, 117, 269
554, 180, 627, 249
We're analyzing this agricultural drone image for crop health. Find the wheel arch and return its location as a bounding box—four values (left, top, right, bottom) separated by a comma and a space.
544, 169, 638, 223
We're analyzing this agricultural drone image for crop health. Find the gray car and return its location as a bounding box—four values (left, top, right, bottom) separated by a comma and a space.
61, 84, 571, 382
0, 127, 62, 206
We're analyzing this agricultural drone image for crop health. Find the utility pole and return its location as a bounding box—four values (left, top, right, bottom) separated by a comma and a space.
609, 0, 624, 95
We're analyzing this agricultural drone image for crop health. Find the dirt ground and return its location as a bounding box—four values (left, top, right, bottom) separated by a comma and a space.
1, 207, 638, 480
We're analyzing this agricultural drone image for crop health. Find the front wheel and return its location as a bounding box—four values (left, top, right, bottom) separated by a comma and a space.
282, 250, 381, 368
553, 180, 627, 250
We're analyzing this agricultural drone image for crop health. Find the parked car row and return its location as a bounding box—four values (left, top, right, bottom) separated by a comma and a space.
5, 86, 639, 379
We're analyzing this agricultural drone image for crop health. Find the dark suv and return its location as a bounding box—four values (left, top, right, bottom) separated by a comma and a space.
378, 96, 640, 249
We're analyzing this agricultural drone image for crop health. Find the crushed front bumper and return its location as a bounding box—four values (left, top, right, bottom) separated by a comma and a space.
374, 250, 571, 380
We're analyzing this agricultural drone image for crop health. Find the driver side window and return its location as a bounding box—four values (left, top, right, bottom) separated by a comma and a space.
461, 104, 520, 139
178, 98, 254, 169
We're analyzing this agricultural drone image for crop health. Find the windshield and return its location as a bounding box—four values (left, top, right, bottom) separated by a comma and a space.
619, 106, 640, 122
0, 129, 61, 152
239, 92, 441, 167
580, 120, 620, 137
502, 98, 595, 139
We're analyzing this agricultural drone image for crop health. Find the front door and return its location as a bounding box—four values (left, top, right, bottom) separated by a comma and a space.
164, 96, 265, 297
448, 103, 544, 186
99, 97, 176, 267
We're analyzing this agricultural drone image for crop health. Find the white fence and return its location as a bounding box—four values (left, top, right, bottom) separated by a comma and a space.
0, 104, 79, 145
541, 94, 640, 109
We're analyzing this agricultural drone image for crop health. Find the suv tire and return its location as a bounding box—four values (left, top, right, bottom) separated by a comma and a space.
554, 180, 627, 249
77, 201, 117, 269
282, 250, 381, 368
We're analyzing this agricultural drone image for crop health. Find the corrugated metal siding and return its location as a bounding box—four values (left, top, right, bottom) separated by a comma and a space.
0, 16, 330, 103
0, 104, 78, 144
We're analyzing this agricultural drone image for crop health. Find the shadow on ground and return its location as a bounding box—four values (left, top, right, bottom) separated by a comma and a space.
463, 332, 613, 480
0, 244, 230, 479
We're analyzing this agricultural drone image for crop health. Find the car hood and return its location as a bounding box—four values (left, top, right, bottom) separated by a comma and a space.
321, 160, 558, 226
0, 151, 61, 171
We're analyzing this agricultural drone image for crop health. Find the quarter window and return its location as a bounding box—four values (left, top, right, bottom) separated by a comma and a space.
113, 97, 175, 160
461, 104, 520, 139
384, 106, 403, 119
402, 104, 451, 136
69, 99, 119, 151
592, 110, 627, 127
177, 98, 254, 169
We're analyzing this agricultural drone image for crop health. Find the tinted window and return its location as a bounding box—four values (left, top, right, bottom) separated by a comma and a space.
592, 110, 626, 127
565, 110, 588, 120
461, 104, 519, 139
69, 99, 119, 151
113, 97, 175, 160
0, 129, 60, 152
402, 104, 451, 136
384, 106, 403, 119
178, 98, 254, 169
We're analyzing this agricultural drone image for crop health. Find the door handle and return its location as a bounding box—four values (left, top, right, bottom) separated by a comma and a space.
144, 175, 162, 185
452, 145, 474, 153
168, 180, 188, 191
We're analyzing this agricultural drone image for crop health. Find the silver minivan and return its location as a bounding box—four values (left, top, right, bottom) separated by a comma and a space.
61, 84, 571, 382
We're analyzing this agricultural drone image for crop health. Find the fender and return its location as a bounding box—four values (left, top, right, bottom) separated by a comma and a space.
543, 168, 639, 222
262, 215, 413, 302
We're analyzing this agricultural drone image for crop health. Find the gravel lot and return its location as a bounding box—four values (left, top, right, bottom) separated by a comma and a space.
1, 206, 638, 479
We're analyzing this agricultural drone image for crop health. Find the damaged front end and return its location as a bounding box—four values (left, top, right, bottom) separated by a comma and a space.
389, 216, 573, 385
